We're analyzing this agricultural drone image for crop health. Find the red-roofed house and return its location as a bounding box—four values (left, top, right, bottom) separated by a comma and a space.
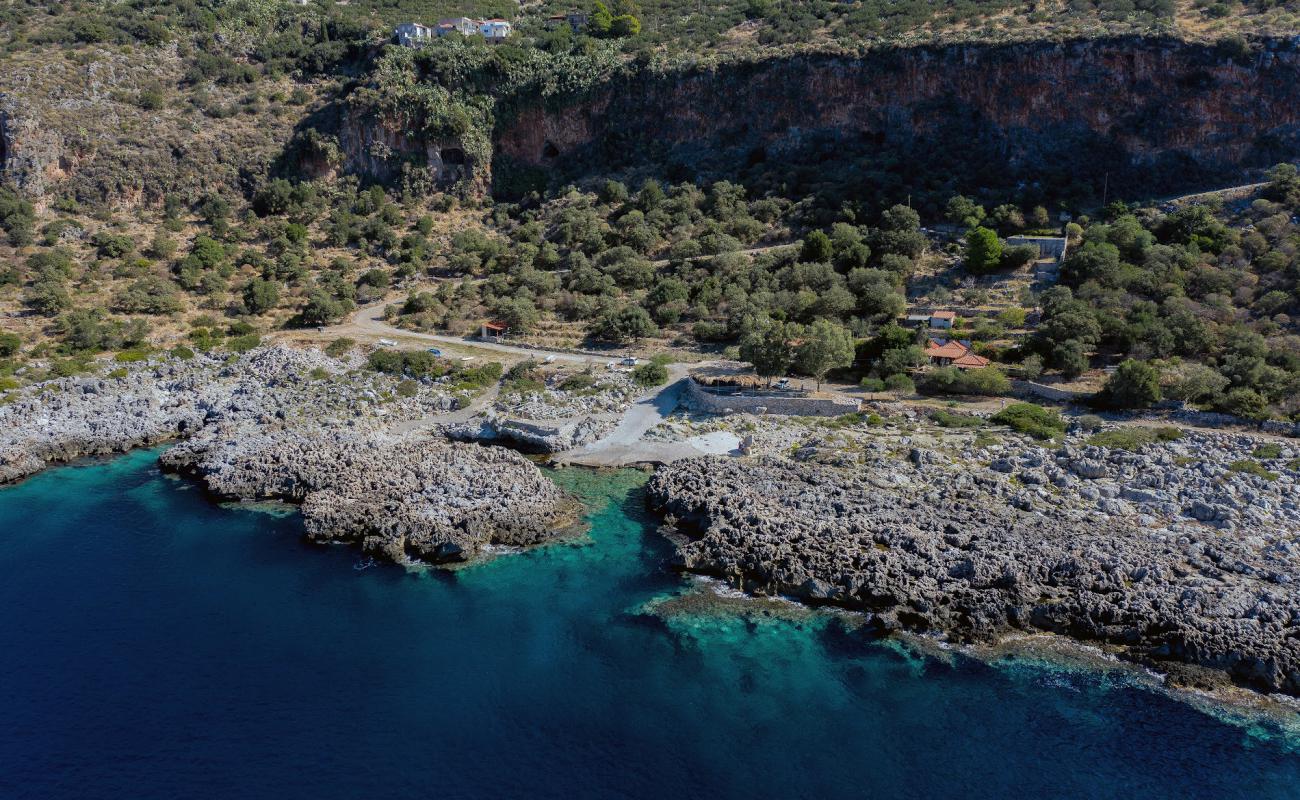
480, 320, 509, 341
951, 351, 991, 369
924, 338, 988, 370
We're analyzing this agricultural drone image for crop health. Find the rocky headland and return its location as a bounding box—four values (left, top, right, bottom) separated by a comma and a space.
1, 345, 579, 563
646, 427, 1300, 698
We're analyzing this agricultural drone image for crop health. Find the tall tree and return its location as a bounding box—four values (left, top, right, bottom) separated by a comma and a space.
795, 319, 855, 390
965, 226, 1003, 274
740, 320, 794, 385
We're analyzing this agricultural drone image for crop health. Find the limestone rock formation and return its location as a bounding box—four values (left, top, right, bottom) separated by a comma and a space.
647, 455, 1300, 696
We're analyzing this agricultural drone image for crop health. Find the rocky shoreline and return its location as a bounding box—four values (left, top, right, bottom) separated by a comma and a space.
646, 449, 1300, 698
1, 345, 581, 563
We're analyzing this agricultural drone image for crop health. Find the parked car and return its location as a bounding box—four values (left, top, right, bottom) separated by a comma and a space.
619, 357, 638, 366
543, 355, 557, 364
377, 338, 396, 347
427, 348, 443, 357
774, 378, 790, 389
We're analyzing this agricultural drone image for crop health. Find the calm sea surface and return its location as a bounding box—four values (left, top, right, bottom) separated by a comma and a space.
1, 449, 1298, 799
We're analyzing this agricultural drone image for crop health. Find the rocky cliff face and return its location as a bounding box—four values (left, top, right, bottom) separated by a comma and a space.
0, 47, 301, 206
6, 37, 1300, 204
491, 36, 1300, 198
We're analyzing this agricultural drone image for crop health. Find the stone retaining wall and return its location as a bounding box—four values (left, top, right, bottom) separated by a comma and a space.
1012, 379, 1087, 401
682, 379, 860, 417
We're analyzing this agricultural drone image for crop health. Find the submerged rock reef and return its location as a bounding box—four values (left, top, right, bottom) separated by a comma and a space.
647, 454, 1300, 697
0, 345, 578, 563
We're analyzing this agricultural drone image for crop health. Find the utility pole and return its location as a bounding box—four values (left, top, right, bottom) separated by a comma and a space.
1101, 171, 1109, 209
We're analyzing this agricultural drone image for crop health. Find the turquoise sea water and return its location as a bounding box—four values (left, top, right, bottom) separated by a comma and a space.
2, 450, 1299, 799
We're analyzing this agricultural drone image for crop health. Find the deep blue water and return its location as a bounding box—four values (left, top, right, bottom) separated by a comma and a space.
1, 451, 1299, 799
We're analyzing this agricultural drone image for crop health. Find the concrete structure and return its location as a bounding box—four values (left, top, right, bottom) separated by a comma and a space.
479, 320, 508, 341
929, 310, 956, 329
435, 17, 480, 37
545, 11, 588, 30
683, 379, 859, 417
1007, 235, 1069, 263
479, 19, 512, 41
903, 310, 958, 329
1012, 379, 1085, 402
394, 22, 433, 46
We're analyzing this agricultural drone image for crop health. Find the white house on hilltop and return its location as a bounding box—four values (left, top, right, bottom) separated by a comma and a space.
394, 22, 433, 46
396, 17, 512, 46
479, 19, 512, 42
435, 17, 480, 37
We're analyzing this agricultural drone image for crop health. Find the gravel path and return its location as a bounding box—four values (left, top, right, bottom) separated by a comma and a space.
341, 303, 622, 367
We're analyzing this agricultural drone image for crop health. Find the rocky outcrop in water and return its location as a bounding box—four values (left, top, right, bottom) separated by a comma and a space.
161, 427, 579, 563
1, 344, 579, 563
647, 455, 1300, 697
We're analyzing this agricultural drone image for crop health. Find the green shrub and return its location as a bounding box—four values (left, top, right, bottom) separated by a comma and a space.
325, 338, 355, 358
368, 349, 443, 379
1227, 460, 1278, 481
0, 377, 19, 390
632, 361, 669, 387
859, 377, 885, 392
919, 366, 1011, 396
51, 358, 91, 377
170, 345, 195, 361
990, 402, 1065, 440
0, 332, 19, 357
450, 362, 504, 391
1252, 443, 1283, 460
503, 360, 545, 394
931, 409, 985, 428
884, 374, 915, 394
396, 379, 419, 398
114, 349, 150, 363
107, 367, 129, 379
560, 373, 597, 392
1090, 426, 1185, 450
308, 367, 329, 380
227, 333, 261, 353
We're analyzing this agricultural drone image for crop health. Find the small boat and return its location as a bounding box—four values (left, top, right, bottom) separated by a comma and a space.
353, 557, 378, 572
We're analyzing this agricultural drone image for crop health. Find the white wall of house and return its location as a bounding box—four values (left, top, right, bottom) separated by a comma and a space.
395, 23, 432, 45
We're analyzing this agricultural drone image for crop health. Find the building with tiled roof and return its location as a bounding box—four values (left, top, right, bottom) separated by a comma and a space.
924, 338, 988, 370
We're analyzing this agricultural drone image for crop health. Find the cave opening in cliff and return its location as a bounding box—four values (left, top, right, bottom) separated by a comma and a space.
542, 141, 559, 160
440, 147, 466, 165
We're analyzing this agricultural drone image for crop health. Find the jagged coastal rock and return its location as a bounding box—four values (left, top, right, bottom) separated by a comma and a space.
1, 345, 579, 563
161, 429, 579, 563
0, 354, 225, 484
647, 455, 1300, 697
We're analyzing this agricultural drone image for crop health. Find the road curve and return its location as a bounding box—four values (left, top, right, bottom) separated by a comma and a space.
344, 301, 623, 367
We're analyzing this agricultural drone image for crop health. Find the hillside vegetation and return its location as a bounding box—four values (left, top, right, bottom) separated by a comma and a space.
3, 0, 1300, 424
